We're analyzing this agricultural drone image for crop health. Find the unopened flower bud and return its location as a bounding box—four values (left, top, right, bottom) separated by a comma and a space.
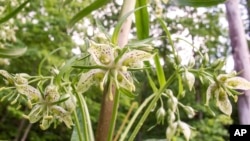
183, 106, 195, 118
183, 70, 195, 91
156, 107, 166, 124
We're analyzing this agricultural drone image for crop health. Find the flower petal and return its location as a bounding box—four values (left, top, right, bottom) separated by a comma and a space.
77, 69, 105, 94
51, 106, 74, 128
179, 121, 191, 141
16, 84, 41, 102
28, 105, 43, 123
40, 116, 54, 130
225, 77, 250, 90
45, 85, 60, 103
215, 88, 232, 116
88, 40, 114, 65
119, 50, 152, 68
117, 71, 135, 92
205, 83, 216, 105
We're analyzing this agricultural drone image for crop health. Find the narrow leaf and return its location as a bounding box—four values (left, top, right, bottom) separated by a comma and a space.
68, 0, 111, 28
153, 53, 166, 88
0, 47, 27, 58
0, 0, 30, 24
119, 87, 136, 98
134, 0, 149, 40
175, 0, 226, 7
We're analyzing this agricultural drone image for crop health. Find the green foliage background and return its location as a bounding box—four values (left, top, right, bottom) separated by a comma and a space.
0, 0, 245, 140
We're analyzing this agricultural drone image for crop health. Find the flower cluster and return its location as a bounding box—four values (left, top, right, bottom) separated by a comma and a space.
0, 70, 76, 129
76, 40, 153, 98
206, 72, 250, 115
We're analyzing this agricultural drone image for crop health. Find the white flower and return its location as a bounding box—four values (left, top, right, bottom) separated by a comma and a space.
206, 72, 250, 116
77, 40, 153, 95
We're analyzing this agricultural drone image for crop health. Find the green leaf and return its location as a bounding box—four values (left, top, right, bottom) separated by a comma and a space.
71, 108, 84, 141
153, 53, 166, 88
68, 0, 111, 28
0, 47, 27, 58
134, 0, 149, 40
0, 0, 30, 24
119, 87, 136, 98
174, 0, 226, 7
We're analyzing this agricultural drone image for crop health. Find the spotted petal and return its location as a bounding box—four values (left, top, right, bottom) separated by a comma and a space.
28, 105, 43, 123
225, 77, 250, 90
77, 69, 105, 94
51, 106, 74, 128
117, 71, 135, 92
205, 83, 216, 105
119, 50, 152, 68
88, 40, 114, 65
15, 84, 41, 102
215, 88, 232, 116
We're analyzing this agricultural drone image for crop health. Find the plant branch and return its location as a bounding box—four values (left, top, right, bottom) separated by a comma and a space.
95, 0, 136, 141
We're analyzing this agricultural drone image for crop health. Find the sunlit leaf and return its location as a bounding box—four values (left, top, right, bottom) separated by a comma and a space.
174, 0, 226, 7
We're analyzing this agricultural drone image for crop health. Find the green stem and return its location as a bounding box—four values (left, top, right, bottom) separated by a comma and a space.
128, 72, 176, 141
73, 110, 84, 141
73, 85, 94, 141
80, 94, 95, 141
75, 91, 89, 141
119, 94, 155, 141
107, 87, 120, 140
